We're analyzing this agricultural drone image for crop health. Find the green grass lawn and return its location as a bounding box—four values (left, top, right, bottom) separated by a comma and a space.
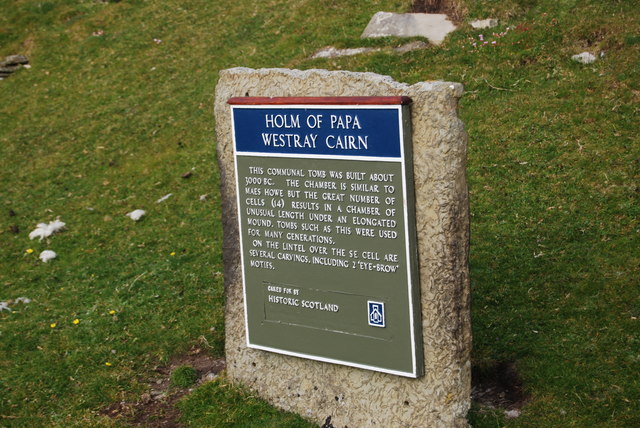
1, 0, 638, 426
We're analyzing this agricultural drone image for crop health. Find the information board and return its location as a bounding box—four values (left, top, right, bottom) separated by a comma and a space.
229, 96, 423, 377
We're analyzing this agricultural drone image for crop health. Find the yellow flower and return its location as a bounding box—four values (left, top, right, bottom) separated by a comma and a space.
170, 252, 176, 256
105, 362, 112, 367
72, 319, 80, 325
109, 310, 116, 315
50, 323, 57, 328
26, 249, 34, 254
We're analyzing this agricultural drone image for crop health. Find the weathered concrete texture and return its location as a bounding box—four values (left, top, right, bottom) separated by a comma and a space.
215, 68, 470, 428
362, 12, 456, 45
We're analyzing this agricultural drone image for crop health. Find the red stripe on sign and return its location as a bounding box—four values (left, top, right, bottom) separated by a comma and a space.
227, 96, 412, 106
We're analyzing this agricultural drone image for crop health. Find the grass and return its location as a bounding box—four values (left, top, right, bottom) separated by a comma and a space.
178, 380, 316, 428
170, 366, 199, 389
1, 0, 638, 426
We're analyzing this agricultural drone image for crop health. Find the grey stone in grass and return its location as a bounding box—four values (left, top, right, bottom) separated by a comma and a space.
394, 40, 429, 53
311, 41, 428, 59
1, 67, 20, 77
362, 12, 456, 45
0, 55, 29, 67
0, 55, 29, 79
1, 66, 19, 73
470, 19, 499, 29
311, 46, 376, 59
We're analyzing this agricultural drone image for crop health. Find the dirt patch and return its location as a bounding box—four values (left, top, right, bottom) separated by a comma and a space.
472, 360, 528, 411
102, 347, 226, 427
411, 0, 467, 22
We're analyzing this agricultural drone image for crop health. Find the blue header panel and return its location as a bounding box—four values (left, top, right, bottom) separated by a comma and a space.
231, 107, 402, 158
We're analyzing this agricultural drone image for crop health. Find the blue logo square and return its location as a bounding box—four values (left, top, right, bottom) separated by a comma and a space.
367, 301, 385, 327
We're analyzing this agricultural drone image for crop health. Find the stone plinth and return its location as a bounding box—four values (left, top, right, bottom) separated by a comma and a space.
215, 67, 470, 428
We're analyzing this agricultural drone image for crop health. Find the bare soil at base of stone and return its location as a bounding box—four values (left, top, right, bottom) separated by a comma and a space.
102, 348, 225, 427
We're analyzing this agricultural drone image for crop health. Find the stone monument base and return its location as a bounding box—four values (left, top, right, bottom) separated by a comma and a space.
215, 67, 470, 428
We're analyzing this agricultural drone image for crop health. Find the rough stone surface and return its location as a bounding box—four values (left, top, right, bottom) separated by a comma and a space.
215, 67, 471, 428
362, 12, 456, 45
470, 19, 499, 29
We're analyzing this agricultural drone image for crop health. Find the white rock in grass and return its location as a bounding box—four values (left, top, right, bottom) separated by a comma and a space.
505, 409, 521, 419
571, 52, 597, 64
39, 250, 57, 263
156, 193, 173, 203
201, 372, 219, 383
29, 219, 66, 240
15, 297, 31, 304
0, 302, 11, 312
126, 209, 146, 221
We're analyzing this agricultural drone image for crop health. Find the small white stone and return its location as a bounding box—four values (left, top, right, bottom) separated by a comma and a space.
201, 372, 219, 383
15, 297, 31, 304
151, 391, 165, 400
0, 302, 11, 312
126, 209, 146, 221
571, 52, 597, 64
39, 250, 57, 263
505, 409, 521, 418
199, 194, 208, 201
